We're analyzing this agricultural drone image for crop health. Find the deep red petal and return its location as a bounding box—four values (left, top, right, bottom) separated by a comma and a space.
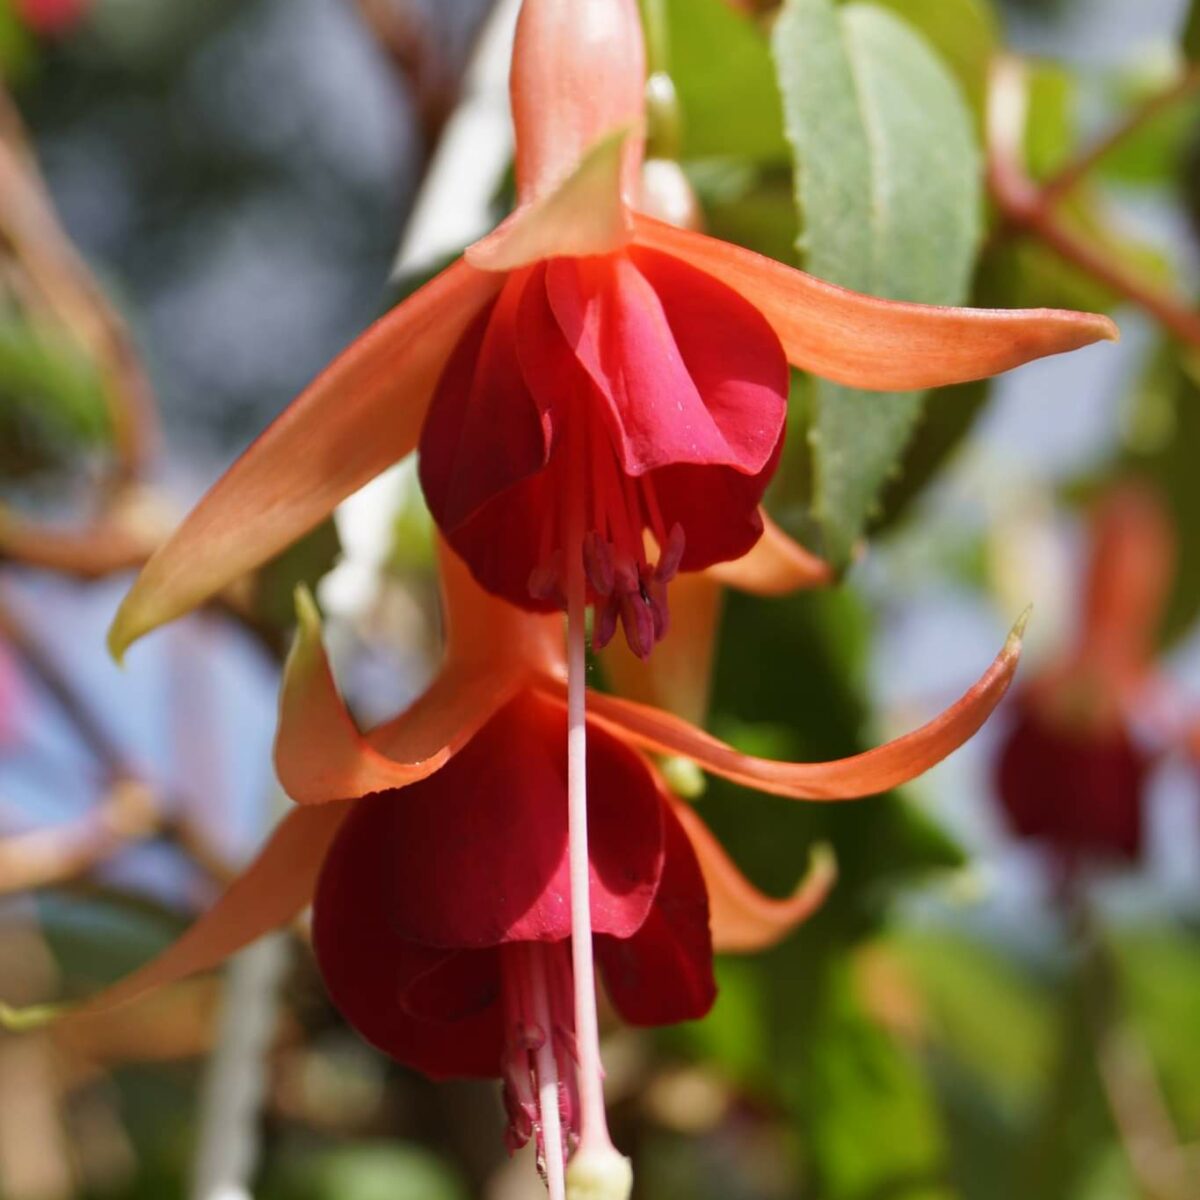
648, 452, 778, 572
314, 693, 663, 950
418, 270, 552, 534
543, 252, 786, 477
596, 800, 716, 1027
996, 697, 1148, 863
313, 848, 505, 1078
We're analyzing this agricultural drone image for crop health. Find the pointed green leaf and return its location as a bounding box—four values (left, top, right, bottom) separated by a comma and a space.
773, 0, 982, 567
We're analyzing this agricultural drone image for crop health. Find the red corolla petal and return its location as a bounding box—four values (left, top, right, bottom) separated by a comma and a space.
419, 270, 552, 533
631, 214, 1119, 391
69, 802, 352, 1016
671, 799, 836, 953
545, 615, 1026, 799
314, 830, 506, 1077
544, 251, 787, 477
996, 697, 1147, 863
708, 512, 833, 595
649, 453, 780, 572
319, 693, 663, 949
596, 800, 715, 1026
108, 259, 502, 660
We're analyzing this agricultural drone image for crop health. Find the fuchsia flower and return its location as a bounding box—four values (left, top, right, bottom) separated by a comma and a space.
66, 548, 1026, 1176
15, 0, 90, 36
997, 484, 1199, 869
105, 0, 1116, 666
78, 0, 1120, 1192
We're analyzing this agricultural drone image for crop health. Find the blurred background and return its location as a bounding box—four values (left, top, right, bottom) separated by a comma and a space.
1, 0, 1198, 1197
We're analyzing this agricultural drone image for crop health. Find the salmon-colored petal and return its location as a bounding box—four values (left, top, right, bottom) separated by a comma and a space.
707, 511, 833, 595
551, 614, 1027, 799
671, 798, 836, 952
465, 128, 635, 272
275, 588, 517, 805
509, 0, 645, 204
1080, 483, 1174, 679
632, 215, 1119, 391
431, 537, 566, 680
601, 572, 722, 728
67, 802, 350, 1018
108, 259, 502, 660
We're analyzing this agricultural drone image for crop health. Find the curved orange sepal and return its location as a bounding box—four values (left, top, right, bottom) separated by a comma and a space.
67, 802, 352, 1017
277, 547, 564, 805
708, 511, 833, 595
552, 616, 1026, 800
108, 259, 502, 659
1080, 483, 1174, 684
632, 215, 1119, 391
671, 797, 836, 953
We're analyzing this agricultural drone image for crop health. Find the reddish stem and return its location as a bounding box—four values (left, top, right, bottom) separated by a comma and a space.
987, 56, 1200, 349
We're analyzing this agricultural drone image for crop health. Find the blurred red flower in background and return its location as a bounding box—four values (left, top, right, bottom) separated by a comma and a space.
15, 0, 89, 36
996, 483, 1199, 870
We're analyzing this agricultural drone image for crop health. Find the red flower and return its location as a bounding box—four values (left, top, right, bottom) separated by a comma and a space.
15, 0, 89, 35
996, 483, 1197, 869
313, 691, 715, 1160
105, 0, 1117, 666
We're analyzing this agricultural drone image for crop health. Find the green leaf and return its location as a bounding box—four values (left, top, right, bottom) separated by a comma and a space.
1183, 0, 1200, 61
871, 379, 991, 534
266, 1144, 467, 1200
1118, 346, 1200, 645
778, 960, 952, 1200
860, 0, 1000, 122
0, 319, 111, 485
773, 0, 982, 566
660, 0, 788, 162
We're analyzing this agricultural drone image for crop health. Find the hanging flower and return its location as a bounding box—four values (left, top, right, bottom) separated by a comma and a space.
996, 483, 1199, 870
106, 0, 1116, 665
52, 544, 1026, 1170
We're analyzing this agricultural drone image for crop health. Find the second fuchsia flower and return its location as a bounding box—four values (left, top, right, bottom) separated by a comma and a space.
105, 0, 1117, 665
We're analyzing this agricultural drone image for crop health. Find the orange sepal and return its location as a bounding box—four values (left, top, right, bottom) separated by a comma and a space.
277, 547, 565, 805
275, 589, 494, 804
708, 511, 833, 595
1079, 483, 1175, 685
67, 802, 350, 1017
466, 127, 635, 272
632, 215, 1119, 391
671, 797, 836, 952
553, 613, 1027, 800
108, 259, 502, 660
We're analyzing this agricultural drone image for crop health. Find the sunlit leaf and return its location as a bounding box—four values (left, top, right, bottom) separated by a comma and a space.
863, 0, 999, 121
773, 0, 982, 566
660, 0, 788, 162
